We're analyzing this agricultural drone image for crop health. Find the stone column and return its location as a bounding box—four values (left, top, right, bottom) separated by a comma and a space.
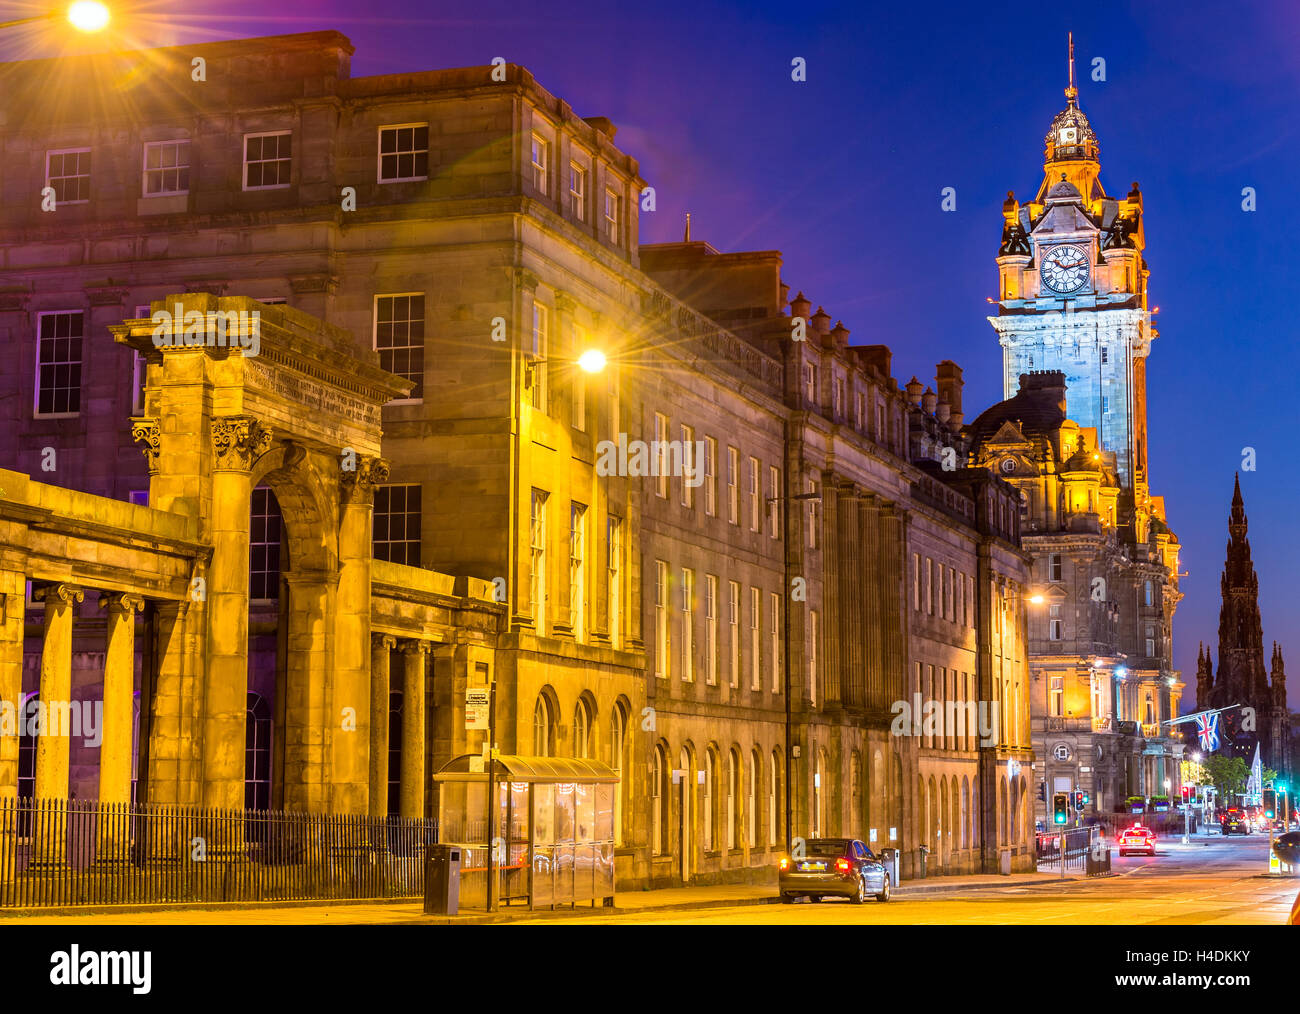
34, 584, 84, 801
333, 457, 387, 817
369, 634, 395, 818
400, 640, 430, 819
98, 593, 145, 806
202, 415, 271, 811
0, 571, 25, 801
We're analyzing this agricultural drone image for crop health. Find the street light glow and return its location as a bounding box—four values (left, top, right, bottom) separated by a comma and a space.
577, 349, 607, 373
67, 1, 110, 32
1028, 594, 1044, 605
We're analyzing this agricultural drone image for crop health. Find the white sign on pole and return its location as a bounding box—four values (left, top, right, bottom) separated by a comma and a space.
465, 688, 490, 730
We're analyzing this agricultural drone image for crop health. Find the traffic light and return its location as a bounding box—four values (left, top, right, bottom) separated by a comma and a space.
1073, 790, 1084, 811
1263, 789, 1276, 820
1052, 792, 1069, 826
1037, 780, 1046, 802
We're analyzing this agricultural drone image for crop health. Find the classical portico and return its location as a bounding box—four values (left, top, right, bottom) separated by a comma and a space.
113, 295, 410, 814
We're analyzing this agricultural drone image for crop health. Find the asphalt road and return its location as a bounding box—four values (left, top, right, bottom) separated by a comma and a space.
515, 833, 1300, 925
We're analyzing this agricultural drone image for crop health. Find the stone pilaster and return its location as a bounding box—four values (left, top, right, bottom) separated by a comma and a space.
0, 571, 25, 802
202, 415, 271, 810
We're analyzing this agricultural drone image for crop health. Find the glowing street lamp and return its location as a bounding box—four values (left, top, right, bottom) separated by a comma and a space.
67, 1, 110, 32
576, 349, 607, 374
0, 2, 110, 33
1028, 593, 1045, 605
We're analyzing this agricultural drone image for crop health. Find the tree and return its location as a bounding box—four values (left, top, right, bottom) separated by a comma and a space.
1203, 755, 1249, 799
1263, 767, 1279, 787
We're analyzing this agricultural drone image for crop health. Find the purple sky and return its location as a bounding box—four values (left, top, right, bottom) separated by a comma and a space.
5, 0, 1297, 711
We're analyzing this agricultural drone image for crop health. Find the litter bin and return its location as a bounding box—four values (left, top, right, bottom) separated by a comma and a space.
879, 847, 899, 887
916, 844, 929, 879
424, 843, 463, 915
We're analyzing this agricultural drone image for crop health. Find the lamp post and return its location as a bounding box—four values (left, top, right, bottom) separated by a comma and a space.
0, 3, 110, 33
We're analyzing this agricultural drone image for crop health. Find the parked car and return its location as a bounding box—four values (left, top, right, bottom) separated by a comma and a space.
1118, 825, 1156, 856
779, 838, 890, 904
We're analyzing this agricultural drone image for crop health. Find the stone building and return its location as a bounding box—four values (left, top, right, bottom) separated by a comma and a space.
1196, 477, 1292, 782
972, 42, 1184, 828
0, 31, 1035, 887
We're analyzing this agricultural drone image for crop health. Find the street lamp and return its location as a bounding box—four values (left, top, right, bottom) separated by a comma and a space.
577, 349, 607, 374
0, 3, 110, 33
67, 1, 109, 32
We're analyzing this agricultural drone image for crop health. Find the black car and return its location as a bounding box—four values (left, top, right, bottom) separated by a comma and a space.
1220, 809, 1250, 835
778, 838, 891, 903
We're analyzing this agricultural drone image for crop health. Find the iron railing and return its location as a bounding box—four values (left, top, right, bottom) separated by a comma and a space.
1035, 826, 1108, 875
0, 797, 437, 909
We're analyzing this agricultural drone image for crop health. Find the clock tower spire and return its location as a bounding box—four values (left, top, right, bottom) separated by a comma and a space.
988, 36, 1153, 500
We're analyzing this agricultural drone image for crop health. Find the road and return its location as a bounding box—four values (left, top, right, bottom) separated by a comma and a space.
514, 833, 1300, 925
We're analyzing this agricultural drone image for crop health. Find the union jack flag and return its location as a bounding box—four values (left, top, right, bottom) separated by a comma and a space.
1196, 712, 1221, 752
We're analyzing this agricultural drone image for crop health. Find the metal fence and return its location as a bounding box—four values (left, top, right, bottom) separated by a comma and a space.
1035, 826, 1109, 875
0, 798, 437, 909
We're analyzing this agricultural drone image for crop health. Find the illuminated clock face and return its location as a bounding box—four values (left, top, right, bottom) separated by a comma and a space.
1057, 126, 1079, 144
1040, 244, 1090, 293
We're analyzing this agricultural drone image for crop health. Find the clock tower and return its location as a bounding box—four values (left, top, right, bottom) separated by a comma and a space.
989, 34, 1153, 497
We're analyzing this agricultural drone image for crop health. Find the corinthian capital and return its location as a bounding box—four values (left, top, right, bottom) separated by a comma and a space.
340, 456, 392, 506
131, 417, 161, 474
211, 415, 273, 472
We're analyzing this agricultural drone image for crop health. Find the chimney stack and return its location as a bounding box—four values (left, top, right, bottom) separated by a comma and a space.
937, 360, 964, 427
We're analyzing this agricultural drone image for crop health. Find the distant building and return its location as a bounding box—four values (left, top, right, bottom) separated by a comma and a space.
1196, 477, 1291, 783
972, 39, 1184, 828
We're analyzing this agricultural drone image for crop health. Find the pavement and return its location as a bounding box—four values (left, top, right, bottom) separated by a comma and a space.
0, 869, 1071, 925
1, 833, 1293, 925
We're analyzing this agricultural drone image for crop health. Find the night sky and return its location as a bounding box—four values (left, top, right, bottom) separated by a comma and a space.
5, 0, 1297, 711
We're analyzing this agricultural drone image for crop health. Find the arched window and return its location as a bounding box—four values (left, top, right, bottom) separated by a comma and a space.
610, 703, 627, 847
651, 743, 668, 856
245, 693, 272, 811
533, 694, 552, 756
703, 749, 715, 852
249, 486, 283, 602
573, 697, 592, 758
725, 750, 737, 851
747, 751, 758, 848
961, 777, 970, 850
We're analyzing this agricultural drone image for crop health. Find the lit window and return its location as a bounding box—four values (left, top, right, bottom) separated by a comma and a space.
530, 490, 549, 636
243, 132, 291, 190
809, 609, 819, 706
530, 302, 548, 412
569, 503, 586, 640
748, 456, 760, 531
681, 568, 695, 682
655, 560, 670, 678
768, 465, 780, 537
607, 516, 622, 650
378, 124, 429, 183
769, 592, 780, 693
681, 424, 696, 508
705, 574, 718, 686
1050, 676, 1064, 716
655, 413, 670, 499
750, 587, 761, 691
726, 447, 739, 524
704, 437, 717, 516
728, 580, 741, 688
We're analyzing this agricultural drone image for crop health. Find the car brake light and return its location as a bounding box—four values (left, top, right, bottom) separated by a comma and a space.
835, 858, 851, 873
779, 857, 789, 871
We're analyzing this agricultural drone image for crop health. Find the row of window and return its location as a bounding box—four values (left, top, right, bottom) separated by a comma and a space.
651, 560, 817, 697
801, 358, 894, 441
528, 490, 624, 646
913, 662, 980, 751
648, 415, 824, 549
911, 553, 975, 628
42, 133, 293, 204
531, 692, 631, 846
529, 132, 622, 243
650, 743, 784, 855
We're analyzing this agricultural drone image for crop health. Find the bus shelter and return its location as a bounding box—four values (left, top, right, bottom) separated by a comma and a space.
433, 755, 617, 910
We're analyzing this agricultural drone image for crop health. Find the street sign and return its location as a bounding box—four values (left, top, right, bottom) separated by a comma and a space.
465, 688, 490, 729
